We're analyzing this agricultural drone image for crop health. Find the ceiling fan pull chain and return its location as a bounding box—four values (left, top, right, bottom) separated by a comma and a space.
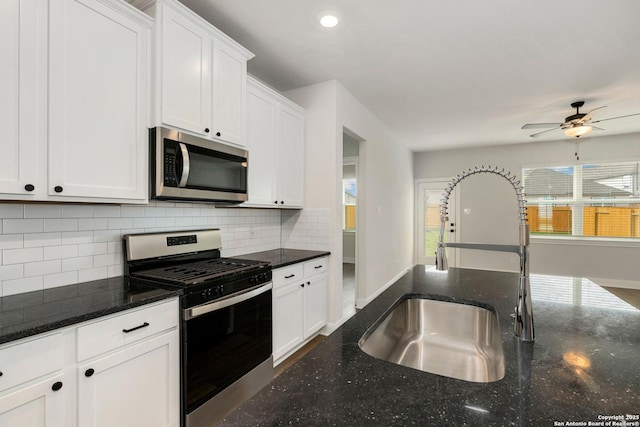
575, 141, 580, 161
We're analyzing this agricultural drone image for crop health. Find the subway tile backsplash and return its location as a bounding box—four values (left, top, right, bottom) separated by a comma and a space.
0, 202, 331, 297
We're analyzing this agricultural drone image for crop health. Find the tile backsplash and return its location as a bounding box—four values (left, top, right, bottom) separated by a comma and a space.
0, 202, 331, 297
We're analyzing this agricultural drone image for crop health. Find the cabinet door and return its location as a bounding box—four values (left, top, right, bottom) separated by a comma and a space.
48, 0, 149, 202
276, 104, 305, 207
0, 0, 43, 198
303, 274, 327, 338
211, 39, 247, 146
246, 81, 278, 206
273, 281, 304, 361
161, 5, 211, 135
0, 373, 68, 427
77, 329, 179, 427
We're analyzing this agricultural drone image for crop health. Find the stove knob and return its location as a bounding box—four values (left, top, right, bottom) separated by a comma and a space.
201, 291, 208, 300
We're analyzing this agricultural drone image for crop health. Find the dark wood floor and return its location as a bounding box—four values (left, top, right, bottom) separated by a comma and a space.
274, 335, 326, 377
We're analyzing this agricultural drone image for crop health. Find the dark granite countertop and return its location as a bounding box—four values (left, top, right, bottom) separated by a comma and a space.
221, 266, 640, 426
235, 248, 330, 269
0, 277, 181, 345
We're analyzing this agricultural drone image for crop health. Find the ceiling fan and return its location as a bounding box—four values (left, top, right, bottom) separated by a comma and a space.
521, 101, 640, 138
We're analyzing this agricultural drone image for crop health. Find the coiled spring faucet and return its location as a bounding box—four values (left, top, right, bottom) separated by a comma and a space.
435, 165, 534, 342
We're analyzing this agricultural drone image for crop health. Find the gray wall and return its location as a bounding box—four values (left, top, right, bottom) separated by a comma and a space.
413, 132, 640, 284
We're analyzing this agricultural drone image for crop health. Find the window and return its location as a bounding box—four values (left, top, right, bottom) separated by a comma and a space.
343, 178, 356, 231
523, 161, 640, 239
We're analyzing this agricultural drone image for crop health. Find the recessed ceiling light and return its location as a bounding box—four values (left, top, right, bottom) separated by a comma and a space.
319, 13, 339, 28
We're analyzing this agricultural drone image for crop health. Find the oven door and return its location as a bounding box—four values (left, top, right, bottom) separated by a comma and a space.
183, 283, 272, 416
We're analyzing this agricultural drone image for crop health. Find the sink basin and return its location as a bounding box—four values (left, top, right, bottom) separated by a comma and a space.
358, 296, 505, 383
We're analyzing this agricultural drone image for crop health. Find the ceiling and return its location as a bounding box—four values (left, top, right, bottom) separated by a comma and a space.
180, 0, 640, 152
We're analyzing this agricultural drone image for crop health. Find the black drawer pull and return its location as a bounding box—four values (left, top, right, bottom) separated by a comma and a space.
51, 381, 63, 391
307, 281, 311, 285
300, 283, 304, 288
122, 322, 149, 333
215, 131, 221, 137
54, 186, 63, 193
0, 371, 3, 377
314, 265, 323, 269
284, 274, 295, 279
85, 368, 95, 377
24, 184, 35, 192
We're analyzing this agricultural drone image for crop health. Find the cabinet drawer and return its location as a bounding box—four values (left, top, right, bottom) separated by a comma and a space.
0, 332, 64, 392
304, 257, 328, 277
272, 264, 304, 289
77, 298, 178, 362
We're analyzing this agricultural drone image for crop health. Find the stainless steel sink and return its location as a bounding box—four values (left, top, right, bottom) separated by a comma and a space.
359, 296, 505, 383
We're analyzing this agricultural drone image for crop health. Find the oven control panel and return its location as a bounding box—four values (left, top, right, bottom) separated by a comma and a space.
187, 269, 273, 307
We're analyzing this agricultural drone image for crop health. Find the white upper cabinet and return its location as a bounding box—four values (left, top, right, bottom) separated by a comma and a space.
276, 103, 305, 207
246, 80, 278, 206
0, 0, 44, 198
0, 0, 151, 203
48, 0, 151, 201
148, 0, 253, 147
211, 39, 247, 146
160, 4, 211, 134
245, 76, 305, 208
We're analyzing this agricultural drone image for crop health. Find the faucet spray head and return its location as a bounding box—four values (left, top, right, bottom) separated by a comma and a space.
435, 243, 448, 271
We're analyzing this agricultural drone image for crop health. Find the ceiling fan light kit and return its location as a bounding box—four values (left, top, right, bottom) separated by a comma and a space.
564, 124, 592, 138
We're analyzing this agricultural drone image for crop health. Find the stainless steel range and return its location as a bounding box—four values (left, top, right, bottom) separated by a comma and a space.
123, 229, 273, 427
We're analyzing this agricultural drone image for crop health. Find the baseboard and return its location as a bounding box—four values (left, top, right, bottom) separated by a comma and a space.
321, 307, 357, 335
355, 264, 414, 309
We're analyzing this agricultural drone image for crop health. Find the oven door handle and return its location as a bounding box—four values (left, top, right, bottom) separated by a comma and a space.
184, 282, 272, 320
177, 143, 190, 188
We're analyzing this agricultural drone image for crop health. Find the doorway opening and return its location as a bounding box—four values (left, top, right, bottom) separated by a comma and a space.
342, 129, 361, 320
416, 179, 459, 267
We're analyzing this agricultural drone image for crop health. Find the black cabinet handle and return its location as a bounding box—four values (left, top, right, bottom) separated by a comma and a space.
51, 381, 63, 391
85, 368, 95, 377
54, 186, 63, 193
274, 201, 278, 204
204, 128, 210, 133
24, 184, 35, 192
300, 283, 305, 288
215, 131, 221, 137
314, 265, 323, 269
0, 371, 3, 377
307, 281, 311, 285
280, 201, 284, 204
284, 274, 295, 279
122, 322, 149, 333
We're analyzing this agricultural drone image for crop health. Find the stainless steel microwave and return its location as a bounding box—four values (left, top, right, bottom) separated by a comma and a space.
150, 127, 248, 204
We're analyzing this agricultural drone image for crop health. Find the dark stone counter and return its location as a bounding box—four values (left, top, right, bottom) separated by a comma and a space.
0, 277, 180, 345
236, 248, 330, 269
221, 266, 640, 426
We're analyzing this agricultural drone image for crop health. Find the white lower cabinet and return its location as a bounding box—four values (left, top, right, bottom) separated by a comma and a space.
0, 372, 68, 427
273, 257, 328, 363
0, 298, 179, 427
77, 330, 179, 427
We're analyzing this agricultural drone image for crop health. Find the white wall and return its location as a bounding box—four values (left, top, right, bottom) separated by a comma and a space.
413, 132, 640, 284
286, 80, 414, 326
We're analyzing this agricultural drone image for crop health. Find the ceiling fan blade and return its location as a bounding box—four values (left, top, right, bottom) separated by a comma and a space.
529, 127, 561, 138
581, 106, 607, 123
591, 125, 605, 131
591, 112, 640, 124
521, 123, 563, 129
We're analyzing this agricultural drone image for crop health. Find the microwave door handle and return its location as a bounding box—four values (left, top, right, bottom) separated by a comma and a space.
177, 143, 190, 188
